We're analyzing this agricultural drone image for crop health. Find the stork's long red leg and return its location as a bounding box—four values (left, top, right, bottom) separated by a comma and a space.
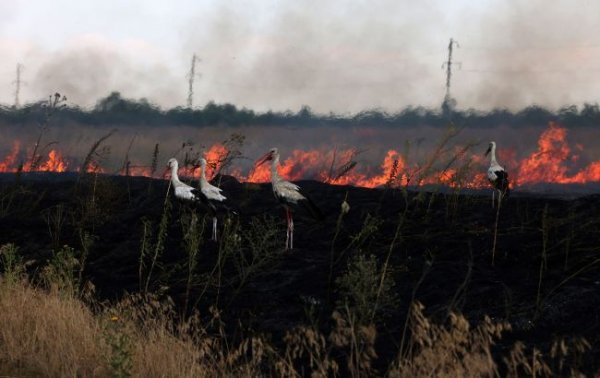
285, 208, 291, 249
212, 216, 218, 241
289, 212, 294, 250
284, 208, 295, 250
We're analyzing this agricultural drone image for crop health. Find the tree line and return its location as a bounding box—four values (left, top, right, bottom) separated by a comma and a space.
1, 91, 600, 128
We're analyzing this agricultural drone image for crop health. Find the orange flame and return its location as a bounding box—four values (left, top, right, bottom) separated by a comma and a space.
0, 142, 20, 172
1, 123, 600, 189
204, 143, 230, 178
38, 150, 68, 172
516, 122, 600, 185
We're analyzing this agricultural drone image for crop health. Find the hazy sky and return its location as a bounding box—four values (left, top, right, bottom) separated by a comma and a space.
2, 0, 600, 113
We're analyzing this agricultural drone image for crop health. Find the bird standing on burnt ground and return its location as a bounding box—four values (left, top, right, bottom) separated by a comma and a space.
485, 141, 510, 208
255, 147, 324, 250
166, 157, 233, 241
195, 157, 236, 241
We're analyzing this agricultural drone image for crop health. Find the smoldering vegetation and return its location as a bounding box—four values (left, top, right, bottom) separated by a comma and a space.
2, 92, 600, 176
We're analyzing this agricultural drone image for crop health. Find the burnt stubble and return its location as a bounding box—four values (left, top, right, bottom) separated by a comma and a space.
1, 172, 599, 374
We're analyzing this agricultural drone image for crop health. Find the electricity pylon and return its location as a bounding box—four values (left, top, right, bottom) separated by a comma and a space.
441, 38, 460, 114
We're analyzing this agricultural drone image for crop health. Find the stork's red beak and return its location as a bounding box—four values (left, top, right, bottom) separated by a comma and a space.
484, 146, 491, 157
255, 151, 273, 167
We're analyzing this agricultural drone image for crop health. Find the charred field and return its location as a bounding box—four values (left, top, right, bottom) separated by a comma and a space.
1, 171, 599, 376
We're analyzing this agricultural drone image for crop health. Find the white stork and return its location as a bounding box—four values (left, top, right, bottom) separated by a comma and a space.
166, 157, 230, 241
196, 157, 228, 241
484, 141, 510, 207
255, 147, 324, 250
166, 157, 203, 202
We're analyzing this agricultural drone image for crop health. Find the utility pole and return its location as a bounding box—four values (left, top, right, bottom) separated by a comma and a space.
187, 54, 200, 108
441, 38, 460, 114
13, 63, 24, 108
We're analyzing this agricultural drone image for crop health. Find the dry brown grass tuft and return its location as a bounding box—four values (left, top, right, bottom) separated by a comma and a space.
389, 301, 509, 378
0, 281, 110, 377
0, 281, 271, 377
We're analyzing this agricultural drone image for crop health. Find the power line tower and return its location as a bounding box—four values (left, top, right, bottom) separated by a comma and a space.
441, 38, 460, 115
13, 63, 24, 108
187, 54, 200, 108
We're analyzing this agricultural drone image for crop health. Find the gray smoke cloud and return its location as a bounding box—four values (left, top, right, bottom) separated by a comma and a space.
32, 42, 182, 108
179, 0, 600, 112
181, 1, 445, 112
3, 0, 600, 112
454, 0, 600, 109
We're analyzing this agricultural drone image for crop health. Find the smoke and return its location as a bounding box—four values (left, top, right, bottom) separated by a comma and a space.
456, 0, 600, 109
0, 2, 18, 28
30, 36, 183, 108
181, 1, 445, 112
3, 1, 600, 111
179, 0, 600, 112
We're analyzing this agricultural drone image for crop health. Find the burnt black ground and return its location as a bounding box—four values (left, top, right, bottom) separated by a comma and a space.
1, 172, 599, 373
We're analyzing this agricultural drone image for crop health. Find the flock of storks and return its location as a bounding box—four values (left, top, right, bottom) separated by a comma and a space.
166, 143, 509, 250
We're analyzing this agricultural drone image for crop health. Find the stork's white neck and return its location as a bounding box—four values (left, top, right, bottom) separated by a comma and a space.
490, 144, 499, 166
170, 163, 181, 184
199, 162, 207, 180
271, 155, 281, 182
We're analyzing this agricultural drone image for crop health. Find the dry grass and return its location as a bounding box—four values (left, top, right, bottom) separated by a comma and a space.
389, 301, 506, 377
0, 281, 110, 377
0, 244, 594, 377
0, 278, 270, 377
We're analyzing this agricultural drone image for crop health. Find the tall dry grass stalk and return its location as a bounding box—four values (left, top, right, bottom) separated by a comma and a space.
328, 192, 350, 300
28, 93, 67, 172
79, 129, 117, 176
536, 203, 550, 315
414, 124, 462, 186
491, 193, 502, 266
181, 212, 205, 314
371, 200, 409, 323
141, 183, 172, 295
120, 135, 137, 176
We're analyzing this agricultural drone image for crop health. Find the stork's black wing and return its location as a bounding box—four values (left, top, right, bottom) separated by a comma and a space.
493, 170, 510, 197
190, 188, 213, 209
192, 188, 239, 216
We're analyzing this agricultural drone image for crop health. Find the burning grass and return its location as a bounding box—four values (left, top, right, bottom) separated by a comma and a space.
2, 122, 600, 189
1, 118, 600, 375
